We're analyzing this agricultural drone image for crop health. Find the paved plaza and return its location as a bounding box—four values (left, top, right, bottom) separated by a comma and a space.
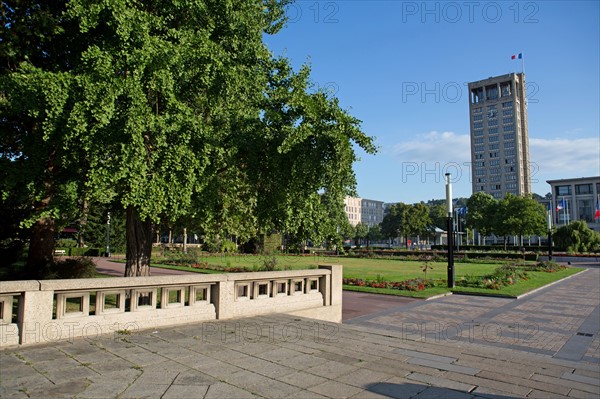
1, 264, 598, 398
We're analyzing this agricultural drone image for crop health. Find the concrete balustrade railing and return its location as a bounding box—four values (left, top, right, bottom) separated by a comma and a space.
0, 265, 342, 347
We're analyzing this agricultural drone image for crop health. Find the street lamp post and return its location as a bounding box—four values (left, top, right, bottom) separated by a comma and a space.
445, 173, 455, 288
547, 206, 553, 261
105, 212, 111, 257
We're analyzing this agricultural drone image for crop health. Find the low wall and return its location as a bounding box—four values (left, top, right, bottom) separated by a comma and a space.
539, 255, 600, 264
0, 265, 342, 347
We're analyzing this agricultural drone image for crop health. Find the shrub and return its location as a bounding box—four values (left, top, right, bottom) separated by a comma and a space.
55, 239, 77, 248
261, 256, 279, 271
43, 257, 97, 279
528, 260, 566, 272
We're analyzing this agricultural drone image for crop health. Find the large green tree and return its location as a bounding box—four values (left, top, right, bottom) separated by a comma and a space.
465, 192, 497, 237
381, 203, 431, 246
2, 1, 374, 275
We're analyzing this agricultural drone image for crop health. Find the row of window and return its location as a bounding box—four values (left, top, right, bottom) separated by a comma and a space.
555, 183, 599, 196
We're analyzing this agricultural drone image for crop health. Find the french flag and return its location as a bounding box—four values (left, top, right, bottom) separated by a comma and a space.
594, 197, 600, 220
556, 198, 566, 212
511, 53, 523, 60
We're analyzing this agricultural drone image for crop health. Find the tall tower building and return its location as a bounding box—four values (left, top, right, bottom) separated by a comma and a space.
468, 73, 531, 198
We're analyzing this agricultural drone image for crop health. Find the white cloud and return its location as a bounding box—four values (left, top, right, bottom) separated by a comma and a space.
392, 131, 470, 165
530, 137, 600, 176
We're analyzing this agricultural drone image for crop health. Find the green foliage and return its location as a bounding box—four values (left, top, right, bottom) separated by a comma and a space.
55, 239, 77, 248
553, 221, 600, 253
261, 256, 279, 271
456, 263, 528, 290
529, 261, 566, 272
3, 0, 375, 275
41, 257, 97, 279
381, 203, 431, 243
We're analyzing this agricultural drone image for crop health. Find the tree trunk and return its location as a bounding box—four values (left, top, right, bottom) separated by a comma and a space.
183, 227, 187, 254
77, 198, 89, 248
26, 217, 57, 278
125, 206, 153, 277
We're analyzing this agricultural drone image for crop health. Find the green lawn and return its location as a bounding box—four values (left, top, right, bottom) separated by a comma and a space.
150, 254, 583, 299
173, 254, 504, 279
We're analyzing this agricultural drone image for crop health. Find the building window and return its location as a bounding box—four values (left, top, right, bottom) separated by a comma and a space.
502, 101, 513, 108
474, 138, 484, 144
473, 106, 483, 113
503, 117, 514, 124
577, 199, 593, 222
575, 184, 593, 195
473, 114, 483, 121
475, 145, 485, 152
488, 119, 498, 127
505, 166, 515, 172
486, 85, 498, 100
505, 149, 516, 156
506, 174, 517, 181
473, 122, 483, 129
555, 185, 572, 196
490, 175, 501, 182
490, 167, 500, 175
505, 158, 515, 164
488, 127, 498, 134
489, 135, 499, 142
487, 105, 497, 111
489, 144, 499, 150
475, 169, 486, 176
502, 109, 513, 116
504, 125, 514, 132
489, 152, 499, 158
504, 133, 515, 140
473, 129, 484, 137
504, 141, 515, 148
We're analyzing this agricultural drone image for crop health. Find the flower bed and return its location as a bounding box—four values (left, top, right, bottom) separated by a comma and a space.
343, 277, 437, 291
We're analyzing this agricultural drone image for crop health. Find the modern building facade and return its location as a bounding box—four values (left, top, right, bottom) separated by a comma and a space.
344, 197, 385, 227
547, 176, 600, 231
468, 73, 531, 198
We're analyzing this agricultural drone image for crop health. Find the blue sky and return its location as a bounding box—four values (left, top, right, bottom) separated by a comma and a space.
264, 0, 600, 203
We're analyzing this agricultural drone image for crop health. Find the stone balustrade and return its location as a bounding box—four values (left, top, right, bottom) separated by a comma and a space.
0, 265, 341, 347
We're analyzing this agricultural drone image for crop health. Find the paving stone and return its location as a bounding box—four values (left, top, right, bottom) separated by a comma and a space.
561, 371, 600, 386
527, 389, 571, 398
476, 369, 571, 396
308, 380, 364, 398
162, 384, 209, 398
44, 364, 99, 384
532, 372, 600, 394
335, 367, 394, 388
444, 371, 531, 396
276, 370, 329, 389
203, 382, 258, 398
26, 378, 90, 398
172, 369, 217, 385
363, 376, 428, 399
120, 383, 170, 399
393, 348, 457, 364
412, 386, 475, 399
305, 360, 358, 379
567, 388, 600, 398
89, 357, 135, 374
406, 372, 475, 393
407, 357, 480, 375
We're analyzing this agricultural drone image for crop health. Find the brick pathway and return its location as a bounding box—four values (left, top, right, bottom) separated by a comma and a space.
1, 265, 598, 398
